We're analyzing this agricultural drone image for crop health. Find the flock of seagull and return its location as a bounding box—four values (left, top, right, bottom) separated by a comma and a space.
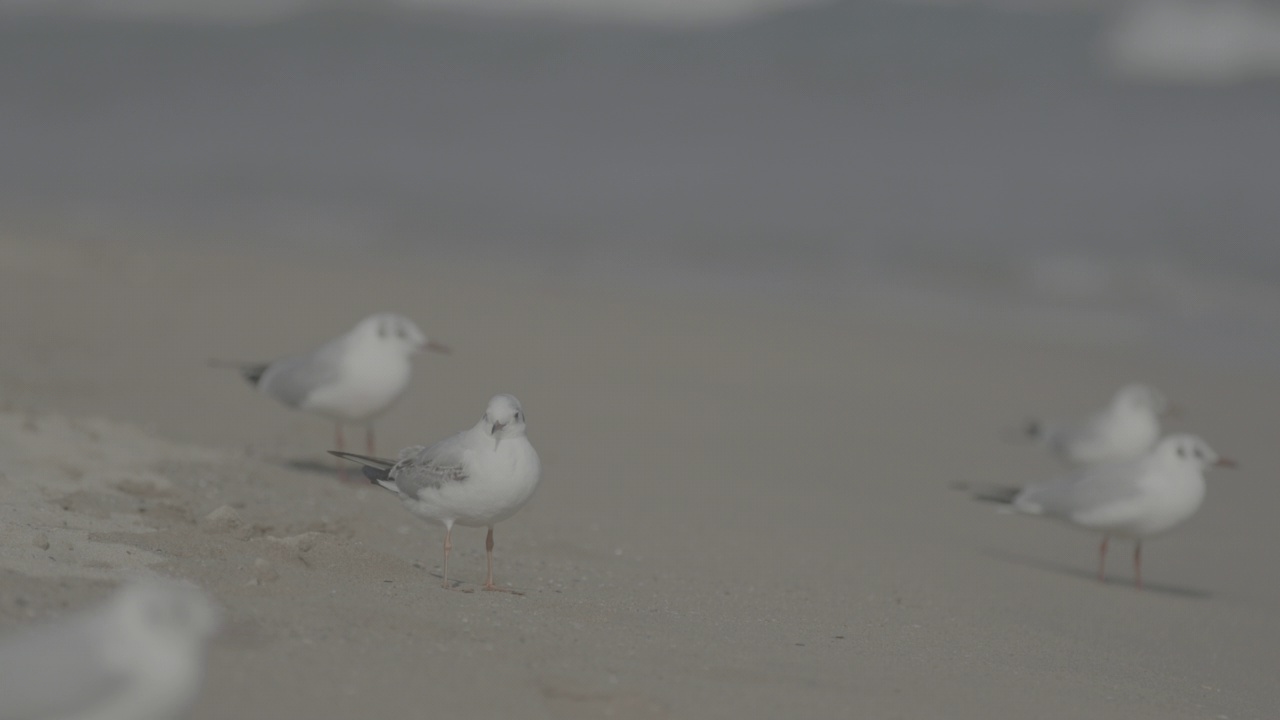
0, 313, 1234, 720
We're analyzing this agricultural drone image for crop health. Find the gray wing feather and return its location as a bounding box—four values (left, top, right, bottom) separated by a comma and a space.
0, 616, 129, 720
1017, 462, 1145, 519
257, 339, 346, 408
389, 434, 471, 498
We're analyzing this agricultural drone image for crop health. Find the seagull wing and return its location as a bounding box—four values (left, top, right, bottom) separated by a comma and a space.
257, 338, 347, 408
388, 433, 472, 499
1015, 460, 1148, 529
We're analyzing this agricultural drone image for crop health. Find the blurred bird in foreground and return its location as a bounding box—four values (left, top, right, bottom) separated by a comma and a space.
0, 579, 221, 720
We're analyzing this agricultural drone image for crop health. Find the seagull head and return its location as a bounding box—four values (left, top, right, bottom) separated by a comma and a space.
355, 313, 449, 356
1156, 434, 1235, 472
112, 580, 222, 647
482, 394, 526, 450
1113, 383, 1171, 417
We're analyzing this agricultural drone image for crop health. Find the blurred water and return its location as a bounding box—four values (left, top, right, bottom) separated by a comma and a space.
2, 1, 1280, 363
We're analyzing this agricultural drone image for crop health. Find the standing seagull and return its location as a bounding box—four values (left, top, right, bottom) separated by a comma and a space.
1023, 383, 1172, 466
332, 394, 541, 593
0, 579, 221, 720
979, 434, 1233, 589
215, 313, 448, 480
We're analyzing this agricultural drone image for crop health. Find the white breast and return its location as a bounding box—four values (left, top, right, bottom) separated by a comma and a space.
408, 439, 541, 528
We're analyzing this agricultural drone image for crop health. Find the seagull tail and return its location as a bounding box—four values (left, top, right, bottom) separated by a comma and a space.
1002, 418, 1047, 445
208, 359, 271, 387
1022, 418, 1048, 442
328, 451, 399, 491
972, 485, 1023, 506
951, 480, 1023, 505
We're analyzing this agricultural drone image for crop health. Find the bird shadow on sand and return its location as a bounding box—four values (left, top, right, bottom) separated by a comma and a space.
279, 458, 337, 476
413, 571, 525, 596
277, 456, 363, 479
981, 548, 1212, 600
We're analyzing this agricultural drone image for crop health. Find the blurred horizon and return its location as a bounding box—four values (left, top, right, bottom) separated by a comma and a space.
3, 0, 1280, 362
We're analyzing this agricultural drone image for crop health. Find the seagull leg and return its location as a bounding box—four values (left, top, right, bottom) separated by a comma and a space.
1097, 534, 1109, 583
334, 424, 348, 483
1133, 541, 1143, 590
482, 526, 523, 595
441, 524, 453, 589
366, 425, 375, 456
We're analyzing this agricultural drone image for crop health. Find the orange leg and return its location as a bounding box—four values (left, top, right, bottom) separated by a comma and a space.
482, 527, 522, 595
441, 525, 453, 589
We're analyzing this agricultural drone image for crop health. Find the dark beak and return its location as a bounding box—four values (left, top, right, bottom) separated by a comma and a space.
1164, 402, 1184, 419
1214, 457, 1237, 469
491, 421, 506, 436
425, 340, 451, 355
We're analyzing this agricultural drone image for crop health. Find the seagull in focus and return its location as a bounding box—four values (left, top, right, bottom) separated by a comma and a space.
1022, 383, 1173, 466
977, 434, 1232, 589
0, 579, 221, 720
332, 394, 541, 593
214, 312, 449, 480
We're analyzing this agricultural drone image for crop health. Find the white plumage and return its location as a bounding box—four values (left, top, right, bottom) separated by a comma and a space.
1000, 433, 1232, 588
0, 580, 220, 720
1024, 383, 1170, 466
333, 394, 541, 592
216, 312, 448, 479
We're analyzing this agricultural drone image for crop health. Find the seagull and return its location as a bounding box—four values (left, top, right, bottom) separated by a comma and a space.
214, 312, 449, 480
1022, 383, 1173, 466
331, 394, 541, 593
0, 579, 221, 720
977, 434, 1233, 589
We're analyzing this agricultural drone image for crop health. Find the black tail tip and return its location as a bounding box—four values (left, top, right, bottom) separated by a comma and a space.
973, 487, 1021, 505
241, 365, 268, 386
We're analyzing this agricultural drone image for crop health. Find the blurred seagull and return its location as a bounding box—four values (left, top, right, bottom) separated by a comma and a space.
214, 312, 448, 480
978, 434, 1233, 589
332, 394, 541, 593
1022, 383, 1173, 466
0, 579, 221, 720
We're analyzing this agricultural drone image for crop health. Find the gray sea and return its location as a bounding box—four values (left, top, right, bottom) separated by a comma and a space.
3, 0, 1279, 364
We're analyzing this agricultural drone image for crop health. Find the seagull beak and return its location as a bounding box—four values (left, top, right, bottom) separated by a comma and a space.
1213, 457, 1237, 469
424, 339, 451, 355
1164, 402, 1184, 419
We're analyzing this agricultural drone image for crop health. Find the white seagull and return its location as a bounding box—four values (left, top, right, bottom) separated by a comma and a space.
215, 312, 448, 480
1023, 383, 1173, 466
0, 579, 221, 720
980, 434, 1233, 588
331, 394, 541, 593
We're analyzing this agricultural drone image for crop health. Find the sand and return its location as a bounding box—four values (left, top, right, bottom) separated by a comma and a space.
0, 236, 1277, 719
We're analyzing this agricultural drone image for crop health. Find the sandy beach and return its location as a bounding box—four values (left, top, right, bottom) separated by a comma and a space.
1, 235, 1278, 719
